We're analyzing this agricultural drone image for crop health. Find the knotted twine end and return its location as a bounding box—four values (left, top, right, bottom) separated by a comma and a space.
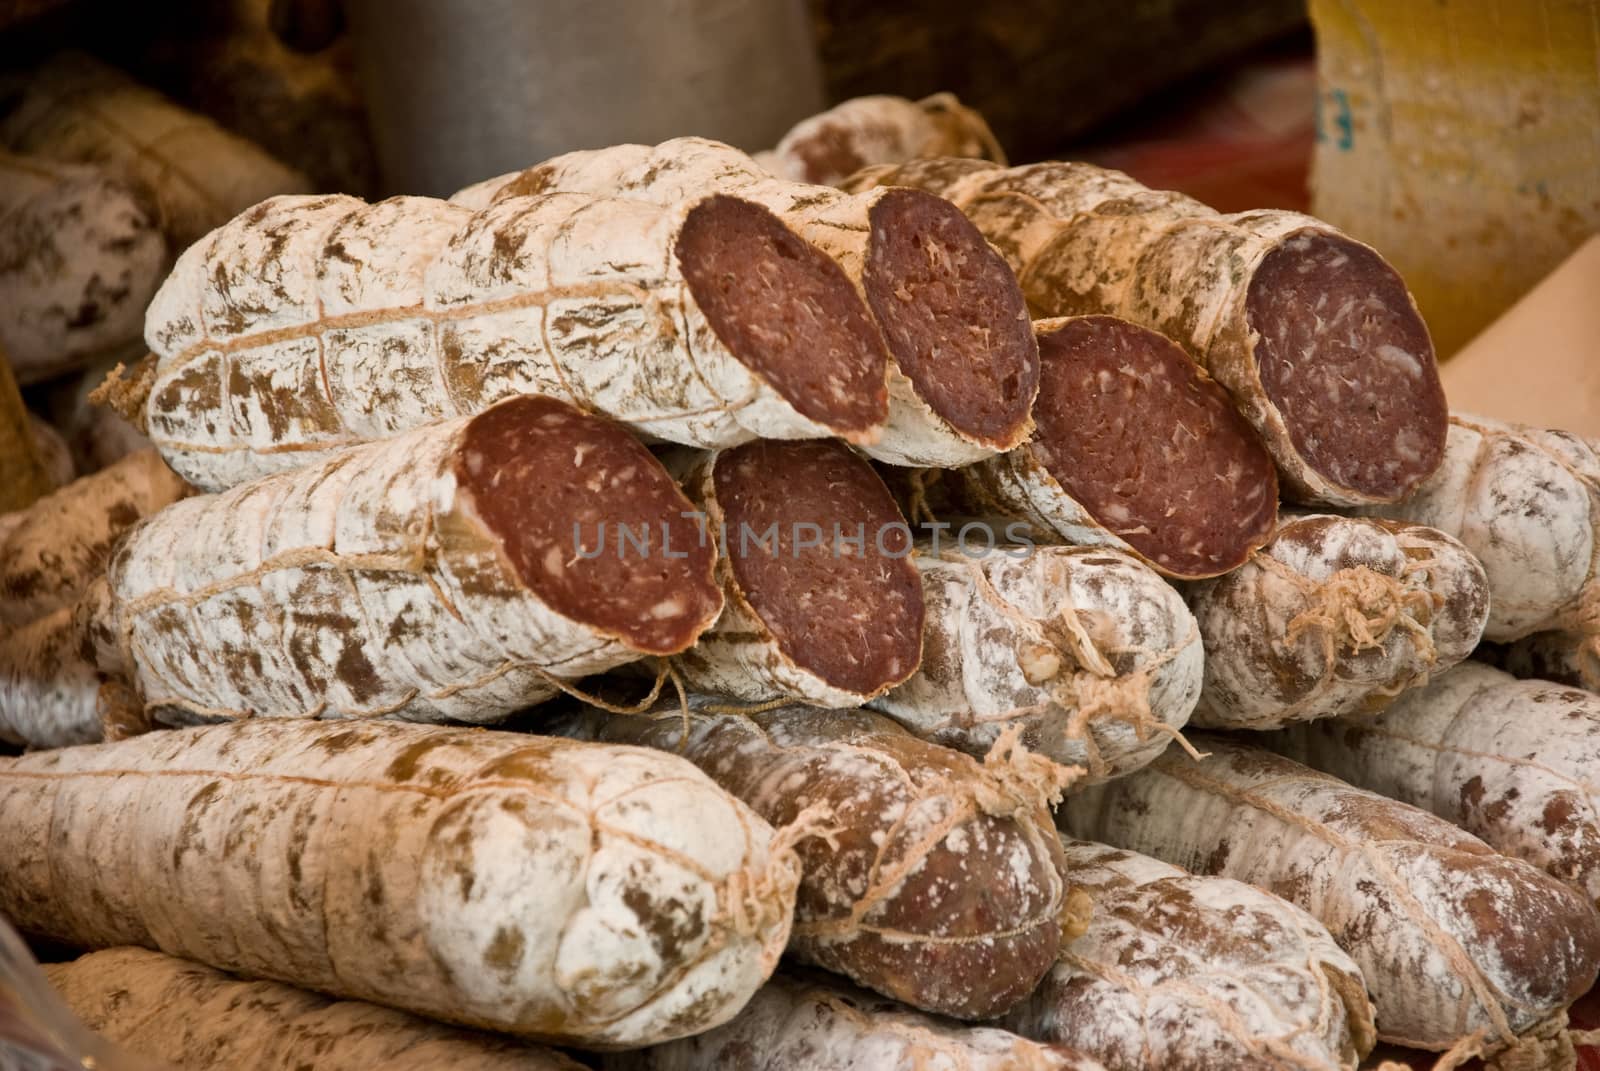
974, 723, 1083, 816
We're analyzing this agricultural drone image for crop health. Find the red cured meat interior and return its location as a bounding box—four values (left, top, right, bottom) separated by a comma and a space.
677, 195, 888, 440
454, 396, 721, 654
1247, 231, 1447, 501
1029, 316, 1279, 579
714, 439, 924, 697
862, 188, 1039, 447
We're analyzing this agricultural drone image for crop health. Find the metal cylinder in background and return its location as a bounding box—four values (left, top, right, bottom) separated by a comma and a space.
346, 0, 825, 197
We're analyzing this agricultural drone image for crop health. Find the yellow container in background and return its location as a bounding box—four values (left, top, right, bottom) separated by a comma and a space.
1309, 0, 1600, 358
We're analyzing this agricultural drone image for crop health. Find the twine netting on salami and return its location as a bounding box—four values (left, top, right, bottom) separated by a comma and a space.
453, 136, 1042, 468
132, 185, 891, 491
1356, 414, 1600, 664
840, 158, 1449, 507
1000, 839, 1376, 1071
1265, 662, 1600, 909
1062, 738, 1600, 1055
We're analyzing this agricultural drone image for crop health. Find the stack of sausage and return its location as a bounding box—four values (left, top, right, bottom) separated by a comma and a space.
5, 79, 1600, 1071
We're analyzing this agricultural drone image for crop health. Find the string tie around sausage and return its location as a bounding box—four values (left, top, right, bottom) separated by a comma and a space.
1225, 551, 1444, 730
88, 353, 157, 434
1374, 1007, 1587, 1071
721, 800, 836, 942
961, 557, 1199, 777
901, 468, 945, 528
972, 722, 1083, 816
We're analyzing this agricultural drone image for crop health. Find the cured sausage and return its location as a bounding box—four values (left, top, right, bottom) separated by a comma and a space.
671, 439, 924, 707
957, 315, 1278, 579
842, 159, 1447, 506
456, 137, 1040, 467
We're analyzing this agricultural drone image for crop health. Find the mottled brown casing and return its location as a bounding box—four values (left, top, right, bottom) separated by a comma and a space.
1265, 662, 1600, 908
551, 700, 1069, 1019
46, 947, 583, 1070
1184, 513, 1489, 730
602, 972, 1107, 1071
0, 720, 799, 1048
1063, 738, 1600, 1050
1001, 839, 1374, 1071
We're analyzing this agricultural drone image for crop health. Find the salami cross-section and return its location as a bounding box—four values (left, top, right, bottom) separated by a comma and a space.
672, 438, 924, 707
141, 188, 890, 491
842, 159, 1447, 506
454, 137, 1041, 468
957, 316, 1278, 579
91, 395, 723, 733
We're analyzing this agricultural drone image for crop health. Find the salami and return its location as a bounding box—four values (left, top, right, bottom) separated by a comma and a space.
0, 720, 800, 1048
0, 51, 312, 249
1063, 738, 1600, 1051
1359, 414, 1600, 646
94, 395, 722, 734
1482, 630, 1600, 692
0, 597, 138, 749
671, 439, 924, 707
604, 972, 1107, 1071
0, 448, 191, 628
550, 698, 1073, 1019
1185, 514, 1489, 730
842, 159, 1447, 506
0, 152, 167, 384
44, 349, 155, 471
455, 137, 1040, 467
1000, 839, 1375, 1071
139, 189, 890, 490
1264, 662, 1600, 907
46, 947, 584, 1071
27, 411, 74, 486
870, 542, 1202, 783
956, 315, 1278, 579
757, 92, 1005, 187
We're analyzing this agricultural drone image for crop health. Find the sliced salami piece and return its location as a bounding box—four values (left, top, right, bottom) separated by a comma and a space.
140, 188, 889, 491
842, 159, 1447, 506
456, 138, 1041, 467
78, 395, 723, 736
672, 439, 924, 707
550, 698, 1071, 1019
958, 316, 1277, 579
